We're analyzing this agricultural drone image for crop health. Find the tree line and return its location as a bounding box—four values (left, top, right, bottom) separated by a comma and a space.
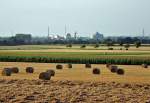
0, 34, 149, 46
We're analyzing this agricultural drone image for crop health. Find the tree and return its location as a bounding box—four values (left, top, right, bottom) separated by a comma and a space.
66, 44, 72, 48
124, 37, 133, 44
105, 40, 114, 50
119, 41, 124, 50
135, 41, 141, 48
80, 44, 86, 48
124, 44, 130, 50
94, 43, 100, 48
119, 41, 123, 46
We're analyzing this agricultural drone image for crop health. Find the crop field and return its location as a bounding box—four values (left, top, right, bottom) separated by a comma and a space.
0, 49, 150, 65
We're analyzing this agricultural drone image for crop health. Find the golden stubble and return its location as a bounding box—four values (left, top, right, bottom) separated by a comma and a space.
0, 62, 150, 84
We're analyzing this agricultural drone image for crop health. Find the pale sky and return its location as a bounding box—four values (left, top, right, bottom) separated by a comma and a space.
0, 0, 150, 37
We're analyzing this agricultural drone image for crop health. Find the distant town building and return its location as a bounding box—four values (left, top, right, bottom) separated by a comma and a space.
15, 34, 32, 43
93, 32, 104, 41
78, 36, 91, 41
57, 35, 65, 40
66, 33, 72, 40
47, 34, 53, 40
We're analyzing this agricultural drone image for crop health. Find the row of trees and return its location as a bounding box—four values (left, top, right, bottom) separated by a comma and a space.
66, 41, 141, 50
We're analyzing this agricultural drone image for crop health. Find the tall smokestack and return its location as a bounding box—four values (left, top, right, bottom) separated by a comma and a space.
74, 32, 77, 39
141, 28, 145, 43
142, 28, 145, 38
65, 25, 67, 35
48, 26, 50, 38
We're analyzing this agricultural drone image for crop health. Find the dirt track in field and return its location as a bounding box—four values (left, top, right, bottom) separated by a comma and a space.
1, 48, 150, 53
0, 79, 150, 103
0, 45, 150, 51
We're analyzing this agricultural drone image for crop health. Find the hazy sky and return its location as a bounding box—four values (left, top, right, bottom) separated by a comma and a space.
0, 0, 150, 37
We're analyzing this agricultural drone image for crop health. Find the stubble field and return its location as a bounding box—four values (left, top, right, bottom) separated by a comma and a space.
0, 62, 150, 83
0, 62, 150, 103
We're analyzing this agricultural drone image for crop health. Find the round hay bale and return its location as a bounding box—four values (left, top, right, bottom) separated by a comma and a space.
46, 69, 55, 76
106, 63, 111, 68
67, 64, 72, 68
56, 65, 63, 69
2, 68, 12, 76
117, 69, 125, 75
26, 67, 34, 73
109, 65, 118, 73
92, 68, 100, 75
39, 72, 51, 80
142, 64, 148, 68
85, 63, 91, 68
11, 67, 19, 73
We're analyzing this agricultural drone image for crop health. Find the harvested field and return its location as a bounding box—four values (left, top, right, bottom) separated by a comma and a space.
0, 62, 150, 83
0, 79, 150, 103
0, 62, 150, 103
